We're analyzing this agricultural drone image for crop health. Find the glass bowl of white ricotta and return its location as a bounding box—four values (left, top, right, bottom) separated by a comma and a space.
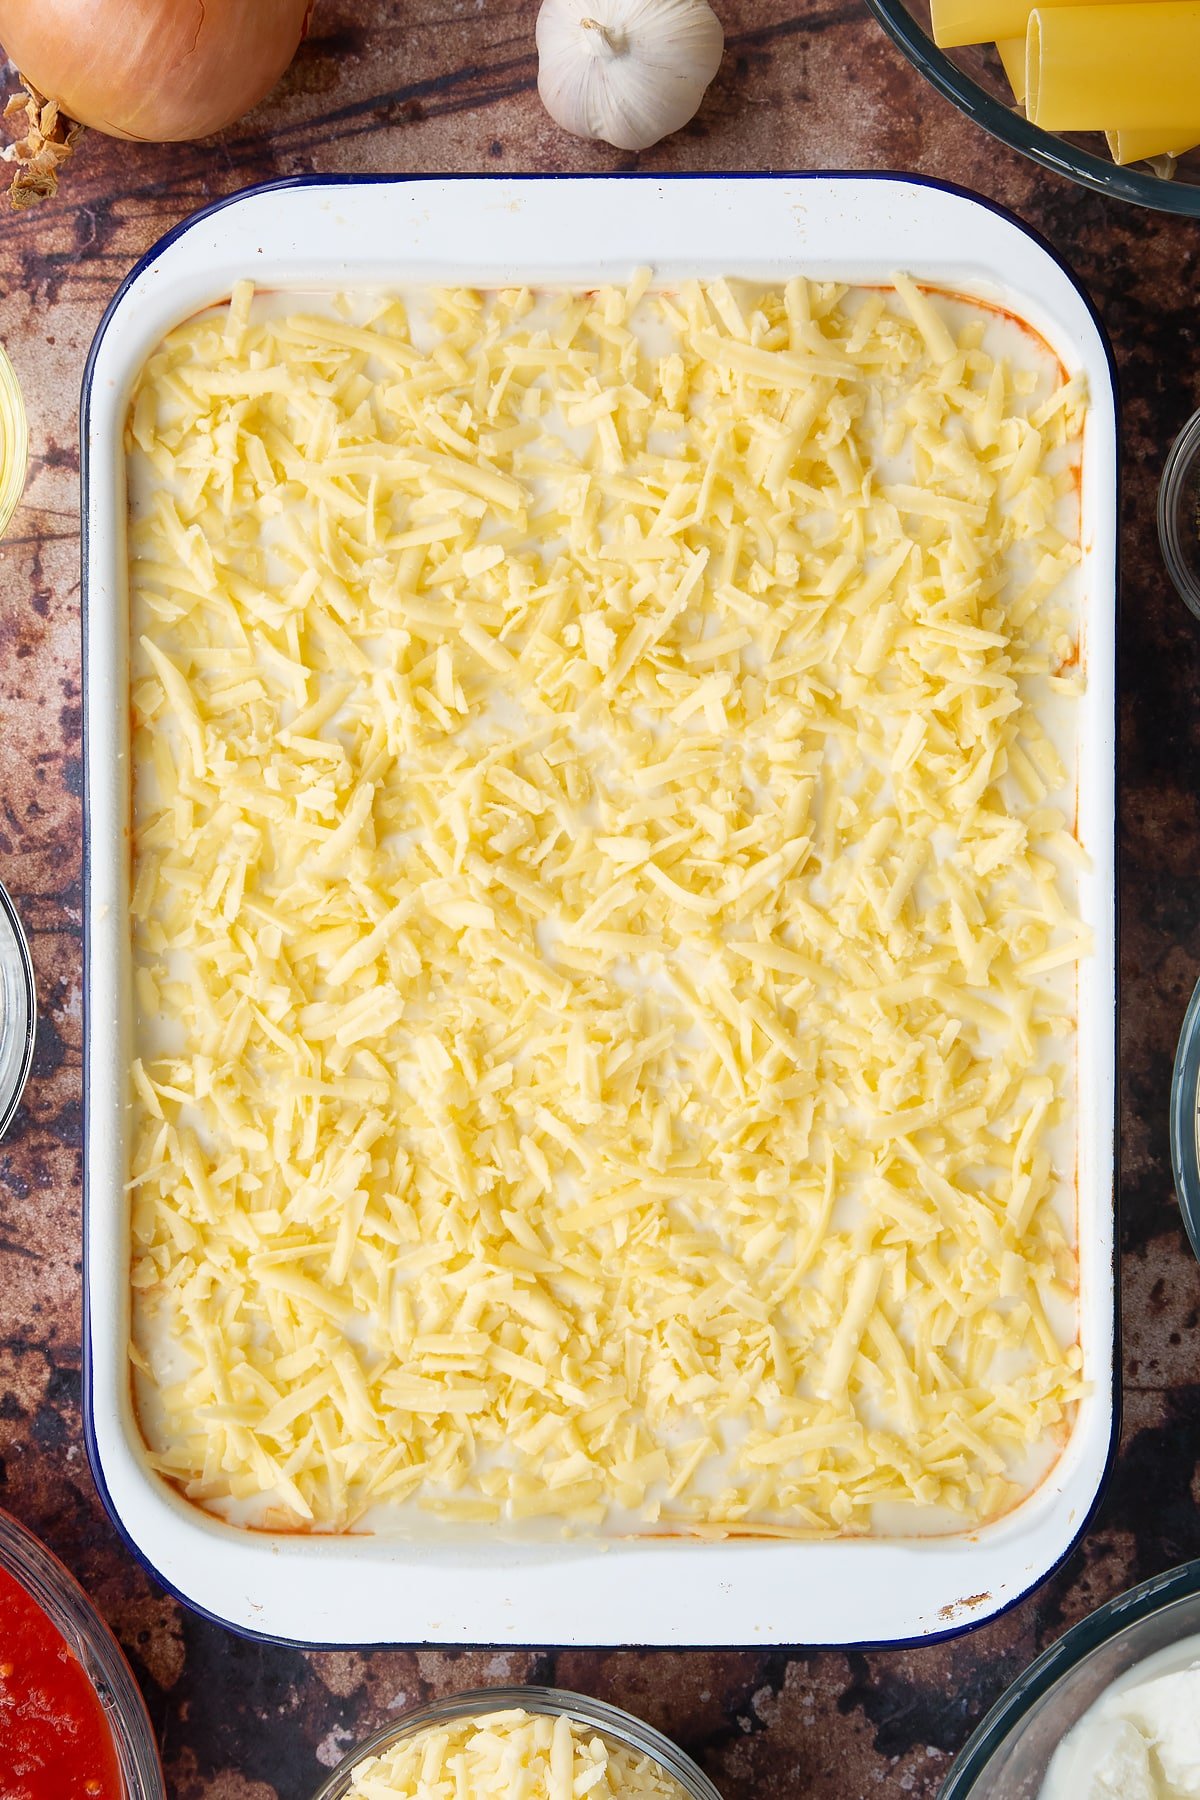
941, 1560, 1200, 1798
309, 1687, 723, 1800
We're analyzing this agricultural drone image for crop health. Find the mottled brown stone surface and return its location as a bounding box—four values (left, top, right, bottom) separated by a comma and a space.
0, 5, 1197, 1797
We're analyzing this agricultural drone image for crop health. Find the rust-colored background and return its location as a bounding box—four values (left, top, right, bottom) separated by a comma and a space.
1, 5, 1197, 1797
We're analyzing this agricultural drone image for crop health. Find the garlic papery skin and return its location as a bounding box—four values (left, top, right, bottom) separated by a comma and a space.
536, 0, 724, 152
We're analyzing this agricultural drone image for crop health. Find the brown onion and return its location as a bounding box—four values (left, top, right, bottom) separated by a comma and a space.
0, 0, 314, 142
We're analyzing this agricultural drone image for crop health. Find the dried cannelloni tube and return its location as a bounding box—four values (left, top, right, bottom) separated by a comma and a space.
1105, 125, 1200, 162
1027, 2, 1200, 131
996, 35, 1027, 101
930, 0, 1117, 47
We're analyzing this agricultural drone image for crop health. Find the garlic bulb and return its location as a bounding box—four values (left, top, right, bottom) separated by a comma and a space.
536, 0, 724, 152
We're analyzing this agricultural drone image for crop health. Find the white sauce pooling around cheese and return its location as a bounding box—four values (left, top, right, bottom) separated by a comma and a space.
127, 274, 1089, 1536
342, 1710, 695, 1800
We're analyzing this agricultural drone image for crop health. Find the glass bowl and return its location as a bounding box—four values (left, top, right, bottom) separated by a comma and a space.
309, 1686, 723, 1800
0, 1506, 165, 1798
1158, 408, 1200, 622
0, 341, 27, 537
1170, 969, 1200, 1262
940, 1559, 1200, 1795
0, 878, 36, 1137
864, 2, 1200, 216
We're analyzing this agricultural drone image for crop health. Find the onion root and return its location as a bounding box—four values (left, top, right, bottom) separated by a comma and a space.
2, 76, 83, 209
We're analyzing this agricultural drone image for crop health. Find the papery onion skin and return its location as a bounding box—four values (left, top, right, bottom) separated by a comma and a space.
0, 0, 314, 141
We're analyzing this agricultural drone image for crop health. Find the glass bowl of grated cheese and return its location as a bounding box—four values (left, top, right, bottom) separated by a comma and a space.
308, 1689, 723, 1800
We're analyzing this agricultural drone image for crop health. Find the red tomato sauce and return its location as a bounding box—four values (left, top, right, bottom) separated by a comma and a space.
0, 1565, 122, 1800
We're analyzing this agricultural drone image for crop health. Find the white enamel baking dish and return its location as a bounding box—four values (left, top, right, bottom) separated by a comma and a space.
82, 174, 1118, 1648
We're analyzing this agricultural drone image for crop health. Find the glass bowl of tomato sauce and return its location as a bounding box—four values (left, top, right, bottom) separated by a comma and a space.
0, 1507, 163, 1799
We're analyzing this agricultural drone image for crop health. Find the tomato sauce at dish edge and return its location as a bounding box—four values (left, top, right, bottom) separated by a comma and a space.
0, 1563, 123, 1800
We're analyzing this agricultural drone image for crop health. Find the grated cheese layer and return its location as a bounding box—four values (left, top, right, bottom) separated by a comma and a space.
341, 1710, 693, 1800
127, 274, 1089, 1536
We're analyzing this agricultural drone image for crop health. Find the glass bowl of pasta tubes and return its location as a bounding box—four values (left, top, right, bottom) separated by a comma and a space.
865, 0, 1200, 215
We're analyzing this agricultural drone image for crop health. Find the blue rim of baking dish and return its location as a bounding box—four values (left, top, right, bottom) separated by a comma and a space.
863, 1, 1200, 218
79, 170, 1122, 1654
1170, 972, 1200, 1262
938, 1557, 1200, 1795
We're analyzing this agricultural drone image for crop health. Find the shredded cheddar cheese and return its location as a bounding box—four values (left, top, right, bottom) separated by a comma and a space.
127, 274, 1089, 1536
342, 1711, 693, 1800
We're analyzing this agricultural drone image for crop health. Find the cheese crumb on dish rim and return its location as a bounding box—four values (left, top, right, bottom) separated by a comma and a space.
126, 271, 1090, 1539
